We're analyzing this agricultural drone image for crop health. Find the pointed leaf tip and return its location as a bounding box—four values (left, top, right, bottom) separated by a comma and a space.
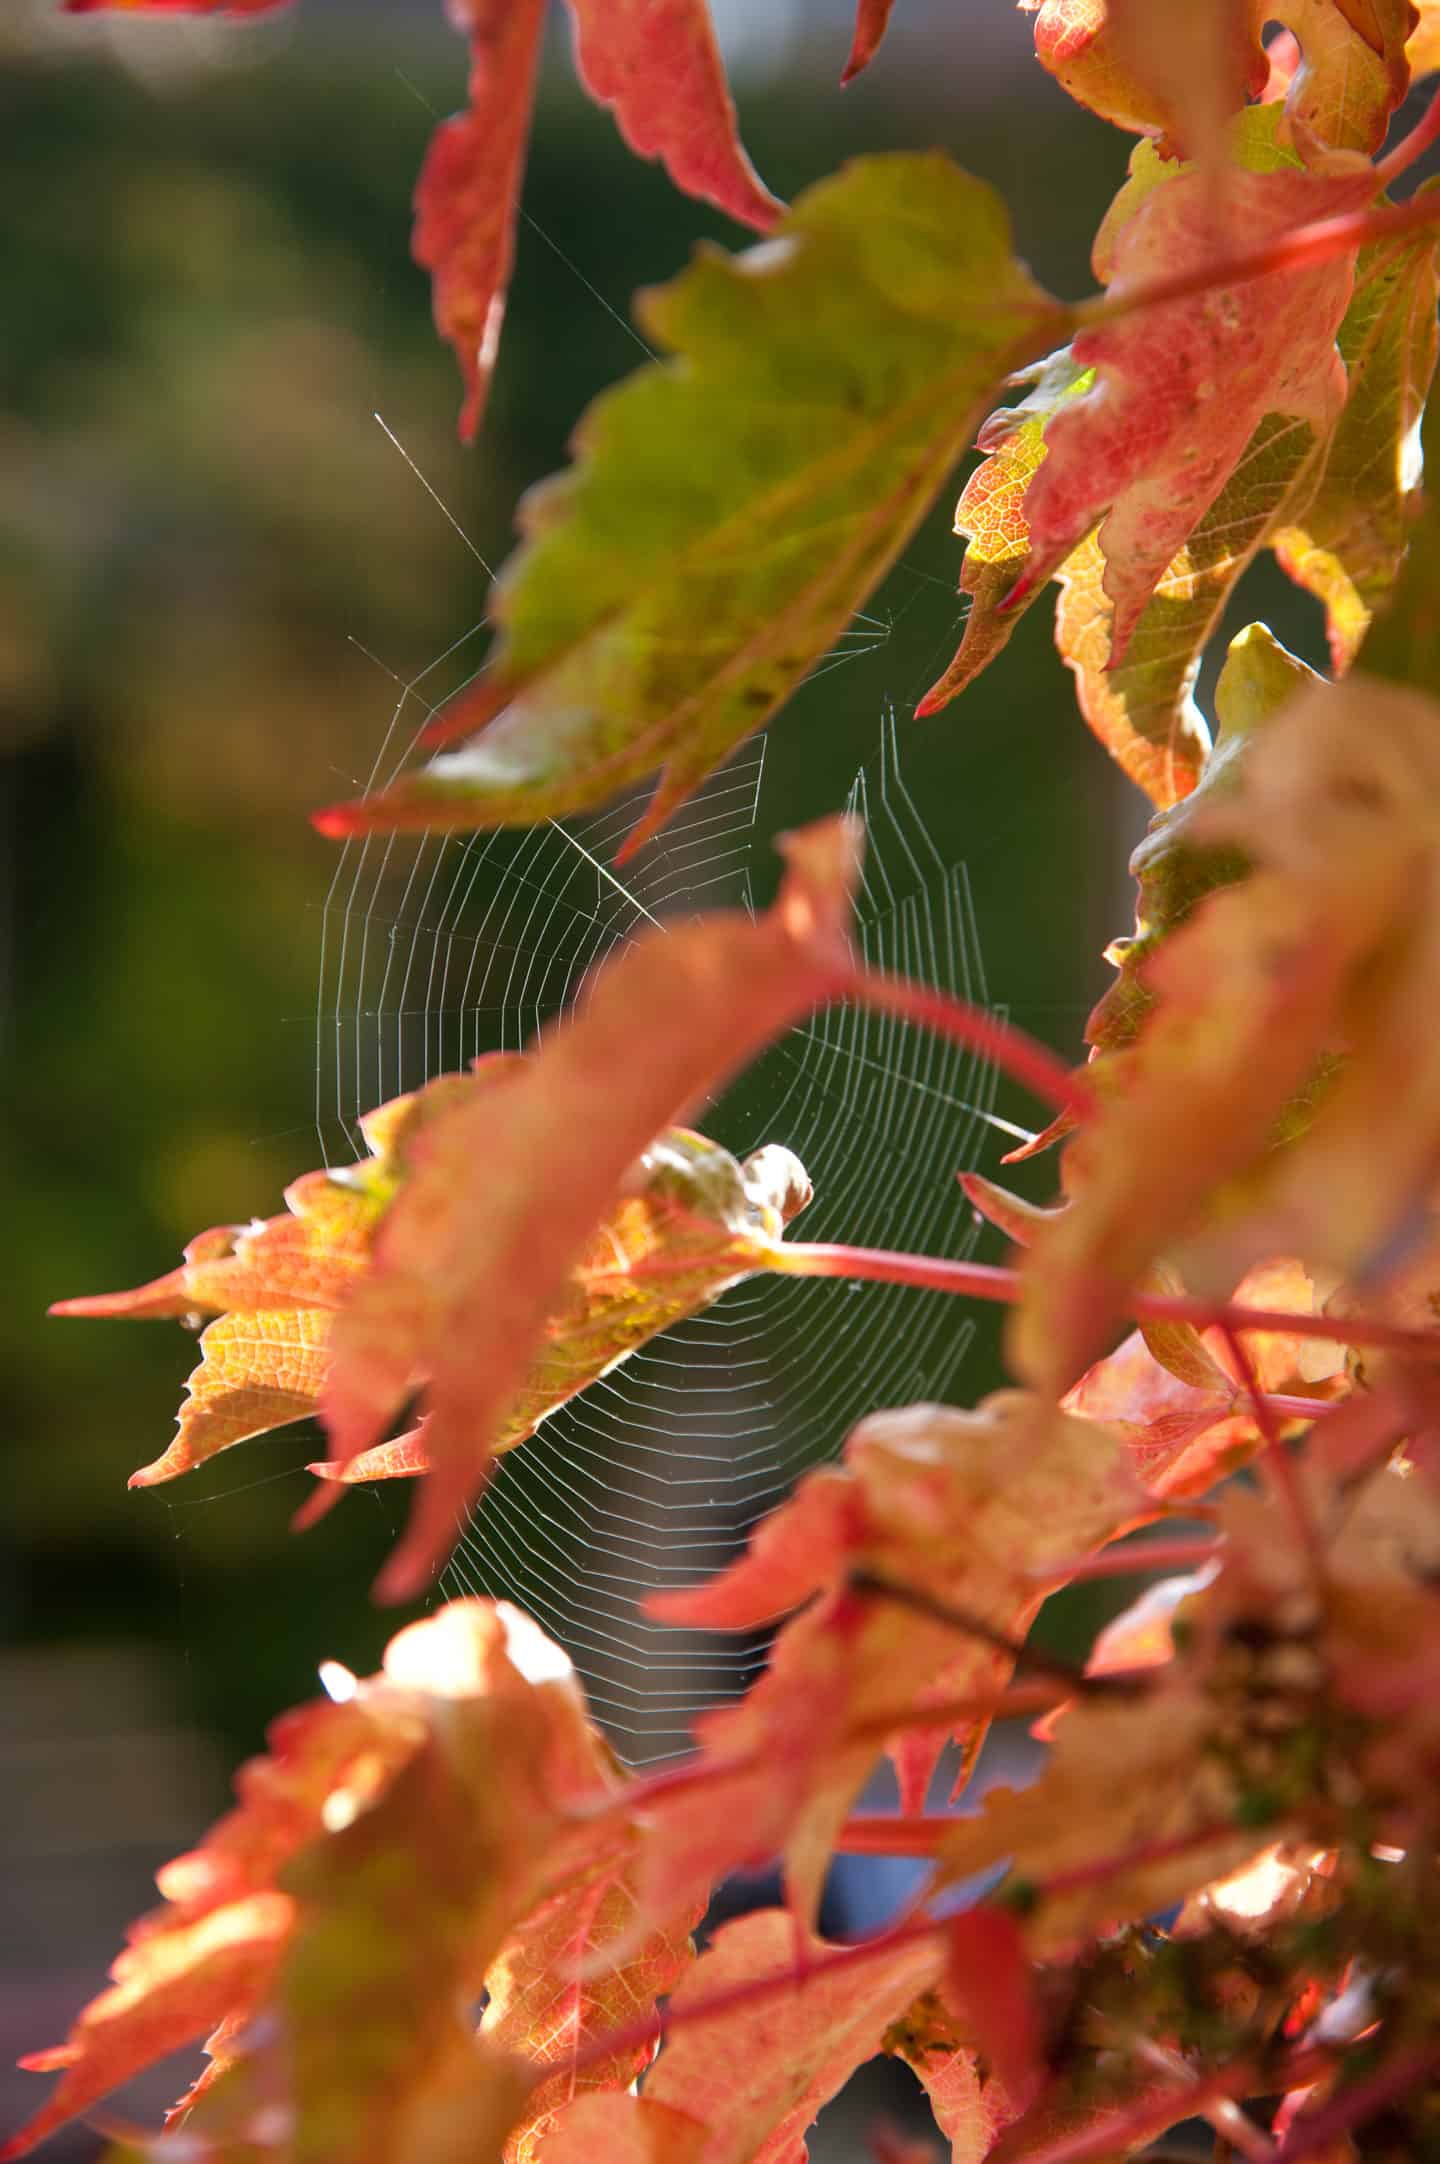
841, 0, 900, 82
564, 0, 783, 232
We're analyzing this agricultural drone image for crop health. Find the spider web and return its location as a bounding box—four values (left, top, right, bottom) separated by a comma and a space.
315, 635, 1015, 1762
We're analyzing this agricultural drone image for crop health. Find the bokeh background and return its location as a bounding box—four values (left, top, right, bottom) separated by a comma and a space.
1, 3, 1337, 2154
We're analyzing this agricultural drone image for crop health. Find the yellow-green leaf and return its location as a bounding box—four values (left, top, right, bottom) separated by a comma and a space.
313, 154, 1061, 855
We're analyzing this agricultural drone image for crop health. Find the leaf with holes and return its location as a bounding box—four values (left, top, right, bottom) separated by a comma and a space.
3, 1601, 613, 2163
312, 155, 1061, 856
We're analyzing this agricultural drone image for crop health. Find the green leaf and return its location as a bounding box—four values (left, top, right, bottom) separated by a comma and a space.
314, 153, 1061, 856
1361, 374, 1440, 694
1085, 622, 1322, 1060
916, 348, 1093, 716
1275, 202, 1440, 668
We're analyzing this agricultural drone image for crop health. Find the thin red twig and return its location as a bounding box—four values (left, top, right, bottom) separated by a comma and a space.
1268, 2044, 1440, 2164
850, 971, 1091, 1118
1218, 1322, 1324, 1574
564, 1912, 950, 2085
768, 1243, 1440, 1362
1024, 1535, 1223, 1585
833, 1815, 961, 1857
1376, 78, 1440, 187
1074, 188, 1440, 336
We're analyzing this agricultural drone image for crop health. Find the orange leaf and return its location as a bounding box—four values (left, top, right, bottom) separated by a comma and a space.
1028, 0, 1266, 158
323, 816, 861, 1603
4, 1601, 617, 2161
414, 0, 548, 444
540, 1913, 946, 2164
645, 1393, 1152, 1922
484, 1851, 701, 2164
563, 0, 781, 231
51, 1073, 485, 1489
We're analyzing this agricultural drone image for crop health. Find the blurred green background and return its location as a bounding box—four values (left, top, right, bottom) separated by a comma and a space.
0, 4, 1334, 2152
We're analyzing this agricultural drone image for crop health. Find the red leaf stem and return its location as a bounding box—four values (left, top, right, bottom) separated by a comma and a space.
1268, 2045, 1440, 2164
1375, 78, 1440, 187
832, 1815, 961, 1857
564, 1913, 950, 2086
773, 1245, 1440, 1363
852, 973, 1092, 1117
1075, 187, 1440, 337
1023, 1535, 1224, 1584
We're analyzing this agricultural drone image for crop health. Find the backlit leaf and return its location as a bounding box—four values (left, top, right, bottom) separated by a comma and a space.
884, 1994, 1007, 2164
1270, 0, 1417, 154
1163, 671, 1440, 1291
1412, 0, 1440, 69
316, 818, 858, 1603
563, 0, 781, 231
1084, 622, 1317, 1061
1062, 1259, 1342, 1494
54, 1068, 811, 1520
1026, 0, 1266, 160
540, 1912, 946, 2164
646, 1392, 1151, 1921
483, 1844, 701, 2164
928, 114, 1354, 804
916, 350, 1093, 720
1272, 208, 1440, 667
1012, 672, 1440, 1394
303, 1126, 811, 1510
313, 156, 1061, 855
414, 0, 548, 446
5, 1601, 611, 2162
1007, 156, 1371, 683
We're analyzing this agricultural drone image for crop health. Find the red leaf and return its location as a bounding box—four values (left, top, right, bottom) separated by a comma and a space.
1008, 159, 1372, 665
414, 0, 548, 444
563, 0, 782, 231
842, 0, 900, 83
944, 1907, 1045, 2114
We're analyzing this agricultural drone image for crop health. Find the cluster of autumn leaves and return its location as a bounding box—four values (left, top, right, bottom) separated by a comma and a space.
27, 0, 1440, 2159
